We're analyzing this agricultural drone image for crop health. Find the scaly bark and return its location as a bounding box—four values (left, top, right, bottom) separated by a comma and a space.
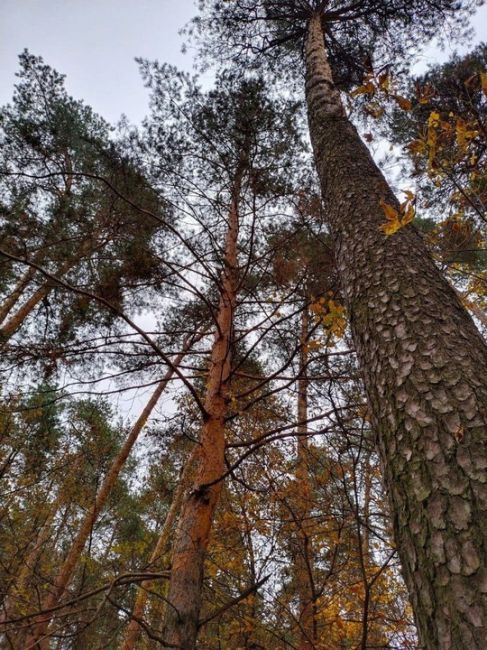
163, 173, 242, 650
120, 447, 198, 650
305, 13, 487, 649
22, 348, 189, 648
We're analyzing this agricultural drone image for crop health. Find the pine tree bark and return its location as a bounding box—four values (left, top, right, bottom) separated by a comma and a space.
162, 173, 242, 650
120, 447, 198, 650
305, 13, 487, 649
0, 266, 37, 326
0, 255, 82, 341
22, 348, 189, 648
0, 231, 103, 341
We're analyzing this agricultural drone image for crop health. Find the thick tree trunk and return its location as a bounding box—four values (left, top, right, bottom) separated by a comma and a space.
305, 13, 487, 649
294, 305, 317, 650
22, 349, 189, 648
120, 447, 197, 650
163, 181, 241, 650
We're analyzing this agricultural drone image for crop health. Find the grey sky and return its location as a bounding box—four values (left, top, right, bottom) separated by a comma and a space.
0, 0, 197, 124
1, 0, 487, 128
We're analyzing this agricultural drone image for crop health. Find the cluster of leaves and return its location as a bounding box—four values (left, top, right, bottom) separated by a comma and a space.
386, 44, 487, 313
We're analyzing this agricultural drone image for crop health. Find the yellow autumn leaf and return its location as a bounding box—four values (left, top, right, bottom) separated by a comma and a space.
403, 202, 416, 225
428, 111, 441, 128
380, 196, 414, 236
381, 219, 402, 236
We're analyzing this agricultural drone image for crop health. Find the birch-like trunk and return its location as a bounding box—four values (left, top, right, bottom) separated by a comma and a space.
162, 177, 241, 650
22, 348, 189, 648
305, 13, 487, 649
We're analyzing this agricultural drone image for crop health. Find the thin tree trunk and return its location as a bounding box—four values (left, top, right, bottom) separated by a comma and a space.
0, 233, 101, 341
2, 456, 81, 626
305, 13, 487, 649
294, 305, 317, 650
0, 253, 82, 341
0, 284, 52, 340
120, 447, 198, 650
22, 347, 190, 648
0, 266, 37, 326
162, 172, 242, 650
355, 449, 373, 650
240, 501, 258, 650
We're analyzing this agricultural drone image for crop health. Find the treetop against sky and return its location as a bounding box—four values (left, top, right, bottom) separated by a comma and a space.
1, 0, 486, 125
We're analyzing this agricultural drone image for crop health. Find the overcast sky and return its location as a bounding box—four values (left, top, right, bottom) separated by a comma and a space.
1, 0, 487, 127
0, 0, 197, 124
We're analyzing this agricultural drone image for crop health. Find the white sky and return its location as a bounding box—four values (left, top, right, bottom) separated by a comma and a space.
0, 0, 197, 124
1, 0, 487, 126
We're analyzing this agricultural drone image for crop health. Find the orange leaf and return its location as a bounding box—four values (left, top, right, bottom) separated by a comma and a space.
393, 94, 412, 111
351, 81, 375, 97
380, 199, 399, 221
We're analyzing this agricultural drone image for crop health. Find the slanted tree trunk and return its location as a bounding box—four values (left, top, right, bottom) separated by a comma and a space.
293, 305, 317, 650
0, 254, 84, 341
0, 282, 56, 340
1, 457, 81, 625
22, 347, 190, 648
0, 266, 37, 326
162, 171, 242, 650
305, 13, 487, 649
121, 447, 198, 650
0, 228, 104, 341
1, 460, 83, 650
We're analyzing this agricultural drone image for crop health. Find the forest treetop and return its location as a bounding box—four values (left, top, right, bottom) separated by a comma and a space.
190, 0, 481, 88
